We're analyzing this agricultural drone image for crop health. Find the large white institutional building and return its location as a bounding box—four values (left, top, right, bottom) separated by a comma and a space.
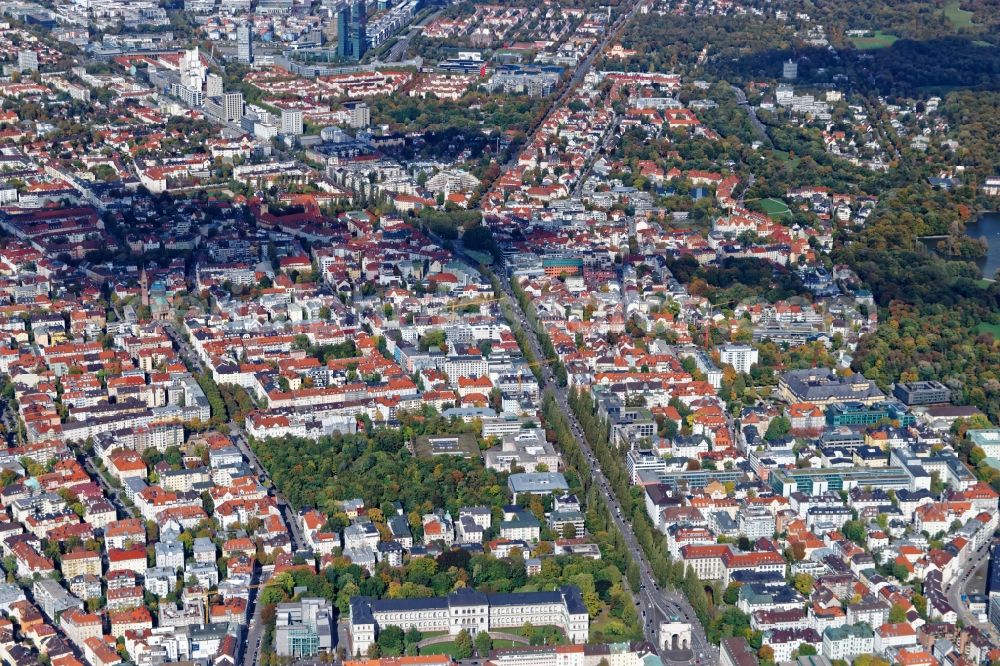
348, 587, 589, 655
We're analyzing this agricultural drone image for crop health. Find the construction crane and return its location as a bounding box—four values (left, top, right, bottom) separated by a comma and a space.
441, 296, 504, 321
441, 295, 502, 310
702, 298, 741, 350
517, 357, 557, 391
202, 583, 265, 624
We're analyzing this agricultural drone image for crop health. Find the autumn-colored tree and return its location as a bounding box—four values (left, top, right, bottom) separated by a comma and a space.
889, 603, 908, 624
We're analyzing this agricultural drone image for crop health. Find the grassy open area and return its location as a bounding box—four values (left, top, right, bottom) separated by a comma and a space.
422, 637, 528, 655
772, 150, 801, 169
850, 31, 899, 49
758, 197, 791, 216
974, 322, 1000, 337
945, 1, 974, 28
420, 641, 461, 657
500, 625, 564, 639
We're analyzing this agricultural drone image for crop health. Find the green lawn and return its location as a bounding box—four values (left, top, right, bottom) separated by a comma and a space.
758, 198, 791, 216
850, 31, 899, 49
974, 322, 1000, 337
772, 150, 801, 169
500, 625, 564, 639
945, 1, 974, 28
420, 642, 461, 657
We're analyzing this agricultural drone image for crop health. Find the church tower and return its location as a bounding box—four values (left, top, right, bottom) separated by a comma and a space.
140, 267, 149, 307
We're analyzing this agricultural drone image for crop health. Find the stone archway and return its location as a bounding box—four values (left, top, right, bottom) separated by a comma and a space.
658, 621, 692, 659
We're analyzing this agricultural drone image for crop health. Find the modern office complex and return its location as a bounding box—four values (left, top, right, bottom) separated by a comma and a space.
825, 400, 915, 427
654, 468, 745, 490
275, 598, 334, 658
348, 587, 589, 655
336, 0, 367, 60
203, 92, 245, 122
769, 466, 914, 496
484, 428, 561, 472
892, 380, 951, 405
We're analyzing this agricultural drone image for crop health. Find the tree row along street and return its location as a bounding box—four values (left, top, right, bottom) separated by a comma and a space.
164, 320, 294, 666
503, 270, 715, 663
454, 243, 716, 664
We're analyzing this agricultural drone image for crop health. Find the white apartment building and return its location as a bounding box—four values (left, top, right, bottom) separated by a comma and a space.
444, 354, 489, 380
737, 506, 776, 540
823, 624, 874, 662
60, 608, 103, 648
720, 344, 759, 374
280, 108, 303, 136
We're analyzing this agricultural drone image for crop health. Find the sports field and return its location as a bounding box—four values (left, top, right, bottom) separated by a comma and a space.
758, 198, 791, 216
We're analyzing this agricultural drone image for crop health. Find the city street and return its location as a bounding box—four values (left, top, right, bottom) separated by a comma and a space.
948, 538, 995, 630
730, 84, 770, 147
548, 383, 715, 665
167, 318, 306, 549
468, 255, 716, 664
230, 430, 308, 552
501, 0, 646, 170
430, 10, 724, 656
163, 321, 207, 373
243, 566, 275, 666
167, 315, 308, 664
380, 8, 442, 62
74, 445, 137, 521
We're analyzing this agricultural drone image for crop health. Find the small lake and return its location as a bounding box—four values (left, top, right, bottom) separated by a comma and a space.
964, 212, 1000, 278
